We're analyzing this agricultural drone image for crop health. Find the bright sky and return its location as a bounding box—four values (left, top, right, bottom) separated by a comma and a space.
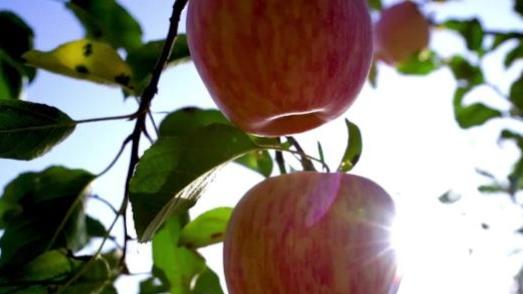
1, 0, 523, 293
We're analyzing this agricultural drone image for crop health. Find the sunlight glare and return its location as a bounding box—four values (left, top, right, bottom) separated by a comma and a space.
390, 197, 478, 294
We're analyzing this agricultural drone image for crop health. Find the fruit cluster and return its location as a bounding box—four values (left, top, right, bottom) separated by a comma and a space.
187, 0, 430, 293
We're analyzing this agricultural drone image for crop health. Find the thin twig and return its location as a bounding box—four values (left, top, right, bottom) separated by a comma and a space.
57, 207, 121, 293
147, 110, 160, 136
285, 136, 316, 171
74, 112, 136, 124
96, 135, 133, 177
89, 194, 119, 215
0, 112, 135, 134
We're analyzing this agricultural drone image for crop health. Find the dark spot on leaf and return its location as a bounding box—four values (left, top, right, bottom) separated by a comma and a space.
75, 65, 89, 74
93, 30, 103, 38
210, 232, 223, 239
184, 242, 194, 248
83, 43, 93, 57
114, 74, 130, 86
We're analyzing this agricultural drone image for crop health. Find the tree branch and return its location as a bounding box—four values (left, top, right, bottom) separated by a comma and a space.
120, 0, 189, 267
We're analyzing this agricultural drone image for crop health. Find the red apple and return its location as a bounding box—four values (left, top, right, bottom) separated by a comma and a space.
187, 0, 373, 137
223, 172, 399, 294
374, 1, 430, 65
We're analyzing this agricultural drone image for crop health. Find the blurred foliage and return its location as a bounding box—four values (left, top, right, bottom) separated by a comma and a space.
0, 11, 35, 100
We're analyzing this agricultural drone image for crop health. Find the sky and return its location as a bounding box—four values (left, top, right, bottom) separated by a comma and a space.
1, 0, 523, 293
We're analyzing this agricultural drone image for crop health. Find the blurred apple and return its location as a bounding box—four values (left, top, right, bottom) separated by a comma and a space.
374, 1, 430, 64
223, 172, 399, 294
187, 0, 373, 136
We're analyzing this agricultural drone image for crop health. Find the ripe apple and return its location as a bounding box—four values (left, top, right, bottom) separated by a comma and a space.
223, 172, 399, 294
374, 1, 430, 65
187, 1, 373, 137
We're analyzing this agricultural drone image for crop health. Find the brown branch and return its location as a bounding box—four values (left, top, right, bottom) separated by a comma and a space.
119, 0, 189, 267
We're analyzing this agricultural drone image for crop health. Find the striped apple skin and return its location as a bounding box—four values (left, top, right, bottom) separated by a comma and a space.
374, 1, 430, 64
224, 172, 399, 294
187, 0, 372, 136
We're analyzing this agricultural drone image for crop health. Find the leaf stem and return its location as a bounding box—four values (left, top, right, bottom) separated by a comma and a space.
96, 134, 133, 178
89, 194, 119, 215
285, 136, 316, 171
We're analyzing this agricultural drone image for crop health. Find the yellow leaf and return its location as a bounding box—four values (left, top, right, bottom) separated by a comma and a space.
23, 39, 133, 90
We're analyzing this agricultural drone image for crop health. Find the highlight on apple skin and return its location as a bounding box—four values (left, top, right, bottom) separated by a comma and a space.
374, 1, 431, 65
223, 172, 399, 294
186, 0, 373, 137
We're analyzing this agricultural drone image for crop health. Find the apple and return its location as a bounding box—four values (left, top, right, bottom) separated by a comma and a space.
223, 172, 399, 294
374, 1, 430, 65
187, 0, 373, 137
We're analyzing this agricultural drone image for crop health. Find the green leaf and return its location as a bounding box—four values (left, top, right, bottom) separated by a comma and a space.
192, 267, 224, 294
453, 86, 502, 128
478, 184, 507, 194
0, 53, 22, 100
442, 18, 485, 54
66, 0, 143, 51
368, 61, 378, 88
501, 129, 523, 148
515, 0, 523, 17
159, 107, 274, 177
153, 214, 206, 294
510, 73, 523, 110
448, 55, 484, 87
130, 123, 281, 241
0, 252, 117, 294
0, 166, 94, 271
159, 108, 230, 137
179, 207, 233, 249
140, 277, 169, 294
509, 156, 523, 195
0, 11, 35, 99
60, 256, 116, 294
23, 39, 133, 89
338, 119, 362, 172
234, 150, 273, 177
367, 0, 382, 10
396, 50, 441, 75
490, 32, 523, 51
438, 190, 461, 204
0, 99, 76, 160
505, 44, 523, 68
86, 215, 107, 238
126, 36, 190, 95
20, 250, 73, 281
0, 11, 34, 59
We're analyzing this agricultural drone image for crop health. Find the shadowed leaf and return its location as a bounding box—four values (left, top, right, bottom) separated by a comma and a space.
0, 11, 35, 99
0, 100, 75, 160
0, 167, 94, 271
66, 0, 143, 51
